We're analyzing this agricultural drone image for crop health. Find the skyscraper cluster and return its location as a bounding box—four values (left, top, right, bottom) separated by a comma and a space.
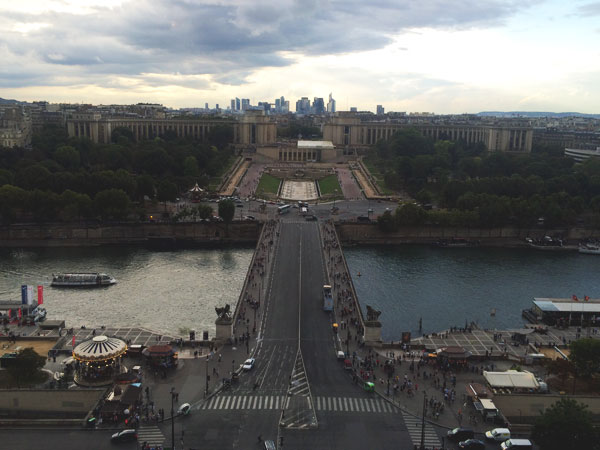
228, 93, 339, 115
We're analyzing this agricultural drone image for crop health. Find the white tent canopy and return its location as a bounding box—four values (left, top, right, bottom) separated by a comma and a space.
483, 370, 539, 389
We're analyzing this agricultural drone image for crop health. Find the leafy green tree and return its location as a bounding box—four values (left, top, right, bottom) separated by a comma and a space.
54, 145, 80, 169
111, 126, 134, 143
183, 156, 200, 178
0, 184, 27, 224
377, 210, 397, 232
207, 124, 234, 148
396, 203, 427, 226
157, 180, 178, 203
569, 338, 600, 379
543, 358, 575, 388
7, 348, 46, 387
26, 189, 61, 222
59, 190, 93, 221
93, 189, 131, 220
197, 204, 213, 220
532, 398, 598, 450
218, 199, 235, 223
135, 174, 155, 201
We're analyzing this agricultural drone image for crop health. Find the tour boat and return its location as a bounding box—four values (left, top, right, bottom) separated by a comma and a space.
579, 242, 600, 255
51, 273, 117, 287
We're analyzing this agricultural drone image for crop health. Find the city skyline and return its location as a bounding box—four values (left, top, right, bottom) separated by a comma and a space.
1, 0, 599, 114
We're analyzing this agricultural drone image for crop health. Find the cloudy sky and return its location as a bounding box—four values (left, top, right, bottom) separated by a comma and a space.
1, 0, 599, 113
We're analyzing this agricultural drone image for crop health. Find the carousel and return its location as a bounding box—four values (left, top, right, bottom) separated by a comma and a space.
72, 335, 127, 386
189, 182, 204, 203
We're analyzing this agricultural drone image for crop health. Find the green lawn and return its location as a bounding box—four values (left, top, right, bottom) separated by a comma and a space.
318, 174, 343, 196
256, 173, 281, 195
362, 157, 395, 195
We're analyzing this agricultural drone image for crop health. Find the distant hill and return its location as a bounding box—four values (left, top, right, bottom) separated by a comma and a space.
0, 97, 24, 105
478, 111, 600, 119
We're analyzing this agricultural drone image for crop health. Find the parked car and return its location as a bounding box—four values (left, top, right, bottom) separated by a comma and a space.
242, 358, 255, 371
458, 439, 485, 450
177, 403, 191, 416
447, 428, 474, 442
111, 429, 137, 443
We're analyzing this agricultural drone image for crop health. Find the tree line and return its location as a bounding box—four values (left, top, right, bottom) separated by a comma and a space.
374, 128, 600, 230
0, 124, 234, 223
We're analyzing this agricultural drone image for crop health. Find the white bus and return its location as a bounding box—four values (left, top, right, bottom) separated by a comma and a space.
278, 204, 291, 215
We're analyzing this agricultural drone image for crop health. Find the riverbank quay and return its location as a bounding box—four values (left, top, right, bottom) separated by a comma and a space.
0, 221, 261, 248
2, 219, 599, 249
335, 222, 599, 247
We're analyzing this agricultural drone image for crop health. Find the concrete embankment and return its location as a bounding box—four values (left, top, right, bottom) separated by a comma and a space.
0, 222, 261, 248
335, 223, 600, 246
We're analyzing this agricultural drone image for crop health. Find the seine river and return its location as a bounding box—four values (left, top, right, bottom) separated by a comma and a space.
1, 245, 599, 340
0, 246, 253, 338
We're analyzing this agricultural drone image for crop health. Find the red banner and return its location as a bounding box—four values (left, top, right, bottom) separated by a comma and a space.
72, 335, 76, 347
18, 308, 22, 318
37, 285, 43, 305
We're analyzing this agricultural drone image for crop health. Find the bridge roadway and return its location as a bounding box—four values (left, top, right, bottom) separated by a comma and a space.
186, 219, 413, 449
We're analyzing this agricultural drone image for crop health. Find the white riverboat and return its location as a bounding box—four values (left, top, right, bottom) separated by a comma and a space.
579, 243, 600, 255
51, 273, 117, 287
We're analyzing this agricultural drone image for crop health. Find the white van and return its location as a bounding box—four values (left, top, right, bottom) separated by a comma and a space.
500, 438, 533, 450
485, 428, 511, 442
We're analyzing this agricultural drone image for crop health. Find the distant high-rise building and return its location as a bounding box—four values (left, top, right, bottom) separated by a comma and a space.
295, 97, 311, 114
350, 107, 357, 112
258, 102, 271, 112
327, 93, 336, 113
376, 105, 384, 115
230, 99, 235, 111
241, 99, 250, 111
312, 97, 325, 114
215, 104, 219, 110
205, 102, 209, 110
235, 97, 241, 111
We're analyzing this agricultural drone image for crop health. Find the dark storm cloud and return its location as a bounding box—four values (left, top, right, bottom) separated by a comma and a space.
0, 0, 536, 88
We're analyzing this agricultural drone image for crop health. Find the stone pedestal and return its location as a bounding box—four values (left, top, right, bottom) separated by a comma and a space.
364, 321, 382, 347
215, 318, 233, 342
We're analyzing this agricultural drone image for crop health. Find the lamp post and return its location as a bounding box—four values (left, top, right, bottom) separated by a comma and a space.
420, 391, 427, 450
170, 387, 176, 450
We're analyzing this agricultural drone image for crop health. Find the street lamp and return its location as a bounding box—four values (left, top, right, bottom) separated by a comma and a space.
170, 387, 176, 450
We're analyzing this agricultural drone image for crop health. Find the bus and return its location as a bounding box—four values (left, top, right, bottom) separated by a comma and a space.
278, 204, 291, 215
323, 285, 333, 311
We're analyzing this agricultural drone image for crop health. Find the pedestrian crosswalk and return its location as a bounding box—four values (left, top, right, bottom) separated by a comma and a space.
314, 396, 395, 414
201, 394, 288, 410
137, 425, 165, 448
400, 411, 441, 449
201, 394, 396, 414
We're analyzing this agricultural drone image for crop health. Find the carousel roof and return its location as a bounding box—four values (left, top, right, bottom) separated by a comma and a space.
73, 335, 127, 362
189, 182, 204, 193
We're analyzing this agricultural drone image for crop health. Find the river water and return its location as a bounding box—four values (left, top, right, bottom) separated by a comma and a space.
1, 245, 598, 340
345, 246, 600, 340
0, 246, 253, 338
